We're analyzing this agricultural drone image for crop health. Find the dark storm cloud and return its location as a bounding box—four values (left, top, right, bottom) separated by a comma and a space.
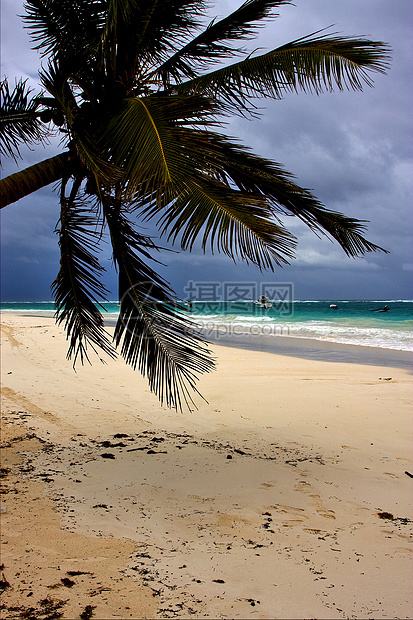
1, 0, 412, 300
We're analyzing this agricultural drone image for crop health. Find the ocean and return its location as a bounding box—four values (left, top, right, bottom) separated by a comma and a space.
1, 299, 412, 352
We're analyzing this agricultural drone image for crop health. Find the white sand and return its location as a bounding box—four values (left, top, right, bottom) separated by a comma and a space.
1, 314, 412, 619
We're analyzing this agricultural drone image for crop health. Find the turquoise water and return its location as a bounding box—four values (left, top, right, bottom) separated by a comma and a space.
1, 300, 412, 351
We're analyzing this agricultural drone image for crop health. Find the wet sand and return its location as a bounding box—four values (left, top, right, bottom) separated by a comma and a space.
1, 314, 412, 619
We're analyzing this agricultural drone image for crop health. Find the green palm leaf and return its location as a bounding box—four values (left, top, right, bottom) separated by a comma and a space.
101, 96, 185, 198
177, 32, 390, 111
52, 184, 115, 365
171, 128, 387, 256
103, 94, 295, 267
150, 178, 295, 268
104, 200, 213, 409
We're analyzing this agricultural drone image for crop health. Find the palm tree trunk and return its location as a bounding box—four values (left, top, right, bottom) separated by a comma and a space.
0, 153, 70, 209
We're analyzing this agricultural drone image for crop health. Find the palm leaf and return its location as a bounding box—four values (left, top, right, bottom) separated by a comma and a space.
156, 0, 290, 83
103, 199, 214, 409
106, 0, 136, 28
169, 128, 388, 256
52, 183, 115, 365
106, 93, 379, 264
102, 0, 207, 88
23, 0, 105, 59
101, 0, 136, 79
101, 96, 180, 198
177, 31, 390, 111
74, 129, 123, 186
100, 93, 226, 204
0, 79, 47, 161
280, 203, 388, 257
207, 137, 388, 256
102, 95, 295, 267
147, 177, 296, 268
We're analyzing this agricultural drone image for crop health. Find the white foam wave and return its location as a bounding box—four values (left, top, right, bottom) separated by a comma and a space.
188, 315, 413, 351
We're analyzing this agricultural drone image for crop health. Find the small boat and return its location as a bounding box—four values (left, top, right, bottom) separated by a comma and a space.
330, 304, 339, 310
371, 304, 389, 313
254, 295, 272, 309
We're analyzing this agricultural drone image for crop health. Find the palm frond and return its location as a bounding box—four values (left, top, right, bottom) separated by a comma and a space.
156, 0, 290, 83
177, 32, 390, 110
169, 128, 388, 256
100, 93, 228, 205
131, 0, 206, 55
281, 203, 388, 257
103, 199, 214, 409
0, 153, 70, 209
23, 0, 105, 59
209, 138, 388, 256
0, 78, 48, 161
147, 177, 296, 268
102, 94, 295, 267
74, 129, 123, 186
101, 0, 207, 88
52, 182, 115, 365
101, 0, 136, 79
101, 96, 180, 198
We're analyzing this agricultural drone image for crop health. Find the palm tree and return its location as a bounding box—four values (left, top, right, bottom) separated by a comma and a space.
0, 0, 390, 408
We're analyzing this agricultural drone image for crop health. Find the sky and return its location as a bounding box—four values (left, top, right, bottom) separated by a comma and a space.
1, 0, 412, 302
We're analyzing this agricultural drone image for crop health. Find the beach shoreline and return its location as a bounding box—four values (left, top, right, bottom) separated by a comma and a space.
2, 309, 412, 368
1, 313, 412, 619
203, 330, 413, 370
2, 298, 411, 355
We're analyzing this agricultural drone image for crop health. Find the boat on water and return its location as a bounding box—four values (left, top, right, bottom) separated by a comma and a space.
371, 304, 389, 313
253, 295, 272, 309
330, 304, 339, 310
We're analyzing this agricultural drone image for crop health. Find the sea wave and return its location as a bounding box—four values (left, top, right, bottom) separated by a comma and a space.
2, 300, 412, 351
187, 315, 413, 352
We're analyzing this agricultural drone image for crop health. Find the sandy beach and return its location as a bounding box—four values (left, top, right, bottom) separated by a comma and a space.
1, 313, 412, 619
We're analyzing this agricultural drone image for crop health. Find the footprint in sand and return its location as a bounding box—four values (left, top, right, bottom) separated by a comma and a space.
303, 527, 328, 536
188, 495, 215, 503
394, 547, 413, 554
295, 480, 311, 491
383, 472, 399, 479
282, 517, 308, 527
381, 529, 411, 542
295, 482, 336, 520
271, 504, 306, 515
270, 504, 308, 526
217, 513, 254, 529
310, 494, 336, 519
316, 509, 336, 520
